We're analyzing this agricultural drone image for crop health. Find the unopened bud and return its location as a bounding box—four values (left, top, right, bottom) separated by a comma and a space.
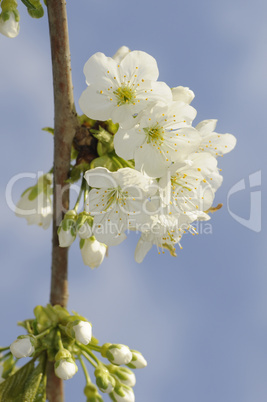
10, 335, 36, 358
109, 385, 135, 402
127, 350, 147, 369
54, 357, 78, 380
95, 366, 115, 393
102, 343, 132, 366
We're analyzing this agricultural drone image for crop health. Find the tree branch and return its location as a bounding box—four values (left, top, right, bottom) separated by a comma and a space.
46, 0, 79, 400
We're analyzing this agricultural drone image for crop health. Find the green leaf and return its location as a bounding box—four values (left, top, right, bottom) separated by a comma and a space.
66, 163, 90, 184
1, 355, 16, 380
22, 355, 47, 402
0, 358, 35, 401
42, 127, 54, 135
71, 147, 78, 160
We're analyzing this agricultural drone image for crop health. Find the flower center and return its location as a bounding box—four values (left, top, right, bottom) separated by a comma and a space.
143, 125, 165, 144
114, 85, 135, 106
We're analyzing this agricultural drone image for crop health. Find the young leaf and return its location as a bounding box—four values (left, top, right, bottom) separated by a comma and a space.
0, 358, 35, 401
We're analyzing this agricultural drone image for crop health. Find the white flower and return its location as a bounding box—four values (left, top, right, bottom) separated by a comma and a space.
127, 350, 147, 369
58, 210, 77, 247
84, 167, 155, 246
106, 344, 132, 366
114, 101, 200, 178
10, 336, 35, 358
113, 46, 131, 63
172, 86, 195, 104
109, 385, 135, 402
134, 214, 186, 263
54, 359, 78, 380
0, 12, 19, 38
80, 237, 107, 269
79, 50, 172, 128
72, 321, 92, 345
158, 152, 223, 216
196, 119, 237, 157
15, 175, 52, 229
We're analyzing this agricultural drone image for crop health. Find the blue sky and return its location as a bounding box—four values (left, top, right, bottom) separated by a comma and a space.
0, 0, 266, 401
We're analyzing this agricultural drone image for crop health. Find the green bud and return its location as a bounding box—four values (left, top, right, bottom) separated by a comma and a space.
20, 0, 44, 18
55, 348, 72, 361
84, 384, 104, 401
126, 350, 147, 369
100, 343, 112, 358
94, 366, 115, 393
107, 365, 136, 387
1, 0, 18, 13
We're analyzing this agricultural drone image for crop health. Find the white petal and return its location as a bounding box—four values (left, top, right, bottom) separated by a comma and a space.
114, 127, 143, 160
79, 85, 115, 121
196, 119, 217, 136
85, 167, 117, 188
120, 50, 159, 81
137, 80, 172, 104
198, 133, 237, 156
83, 52, 118, 85
172, 86, 195, 104
113, 46, 131, 62
135, 142, 169, 178
135, 236, 153, 263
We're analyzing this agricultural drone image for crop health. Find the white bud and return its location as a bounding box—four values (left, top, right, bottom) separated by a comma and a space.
113, 368, 136, 387
54, 359, 78, 380
58, 226, 76, 247
72, 321, 92, 345
0, 12, 19, 38
58, 211, 77, 247
107, 344, 132, 366
10, 336, 35, 358
112, 46, 131, 63
80, 237, 106, 269
171, 85, 195, 104
127, 351, 147, 369
110, 385, 135, 402
77, 221, 92, 239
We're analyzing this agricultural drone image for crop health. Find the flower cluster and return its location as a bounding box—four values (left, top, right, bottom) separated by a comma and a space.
78, 47, 236, 262
0, 304, 146, 401
15, 46, 236, 265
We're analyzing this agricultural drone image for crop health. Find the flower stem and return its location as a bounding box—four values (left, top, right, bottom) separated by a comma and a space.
78, 355, 91, 385
80, 350, 98, 369
0, 346, 10, 353
35, 326, 55, 340
74, 179, 85, 212
76, 343, 101, 367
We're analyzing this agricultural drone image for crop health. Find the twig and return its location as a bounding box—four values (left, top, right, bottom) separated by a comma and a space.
46, 0, 79, 400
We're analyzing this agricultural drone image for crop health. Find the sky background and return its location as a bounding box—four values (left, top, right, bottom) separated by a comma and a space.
0, 0, 266, 401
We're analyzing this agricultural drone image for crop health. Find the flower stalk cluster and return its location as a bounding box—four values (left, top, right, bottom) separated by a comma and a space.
0, 304, 146, 401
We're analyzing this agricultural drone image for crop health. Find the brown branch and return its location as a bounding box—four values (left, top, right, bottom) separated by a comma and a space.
46, 0, 79, 400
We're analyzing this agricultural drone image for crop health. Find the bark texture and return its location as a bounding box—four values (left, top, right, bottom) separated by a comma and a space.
46, 1, 79, 400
